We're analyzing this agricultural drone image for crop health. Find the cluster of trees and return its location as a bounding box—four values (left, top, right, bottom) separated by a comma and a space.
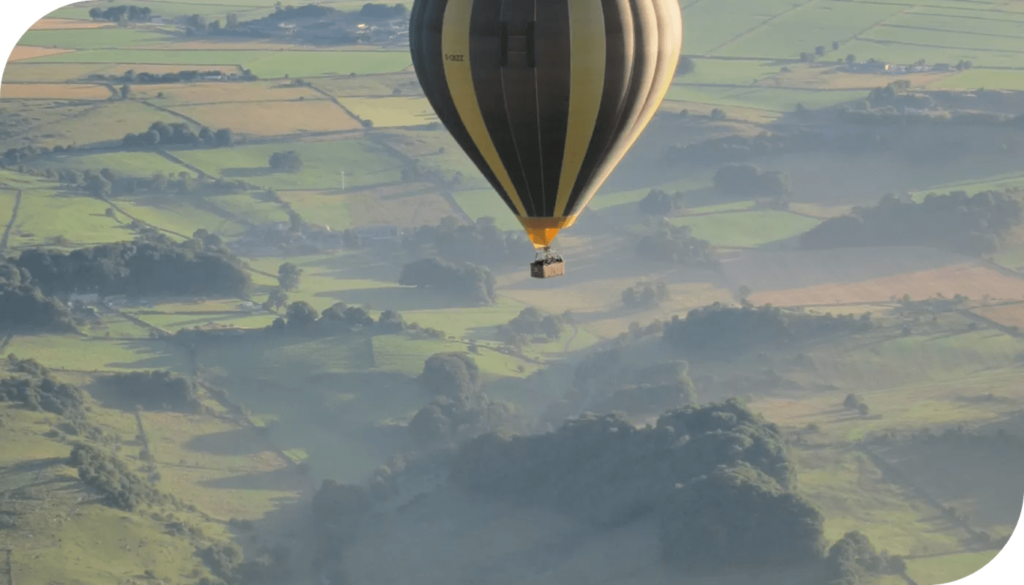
622, 281, 669, 310
57, 168, 252, 198
665, 131, 826, 166
713, 164, 791, 199
122, 122, 234, 149
547, 350, 697, 423
264, 300, 431, 339
269, 151, 303, 173
450, 399, 826, 567
843, 393, 871, 416
88, 5, 151, 22
13, 238, 251, 298
410, 352, 522, 448
495, 307, 567, 347
638, 188, 687, 216
68, 443, 169, 511
799, 190, 1023, 255
636, 223, 717, 265
398, 257, 496, 306
1, 355, 84, 416
201, 541, 293, 585
662, 303, 873, 359
823, 531, 907, 584
103, 370, 204, 413
87, 69, 256, 84
0, 260, 77, 334
2, 143, 76, 166
402, 216, 535, 267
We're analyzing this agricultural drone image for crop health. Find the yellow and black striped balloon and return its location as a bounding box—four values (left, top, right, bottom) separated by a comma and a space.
410, 0, 682, 248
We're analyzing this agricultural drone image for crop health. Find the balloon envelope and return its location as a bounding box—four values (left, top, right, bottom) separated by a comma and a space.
410, 0, 683, 248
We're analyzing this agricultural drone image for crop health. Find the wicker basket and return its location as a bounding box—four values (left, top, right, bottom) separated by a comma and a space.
530, 258, 565, 279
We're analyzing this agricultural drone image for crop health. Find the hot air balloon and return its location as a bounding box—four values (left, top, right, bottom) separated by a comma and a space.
410, 0, 682, 278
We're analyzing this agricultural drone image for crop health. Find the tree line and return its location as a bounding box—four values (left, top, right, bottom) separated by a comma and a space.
87, 69, 257, 84
88, 5, 151, 22
122, 121, 234, 149
662, 302, 873, 359
636, 222, 718, 266
399, 257, 497, 306
12, 237, 251, 298
799, 189, 1023, 255
0, 260, 78, 334
402, 216, 535, 268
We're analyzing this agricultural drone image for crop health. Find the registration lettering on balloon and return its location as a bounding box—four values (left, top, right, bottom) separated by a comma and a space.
410, 0, 683, 277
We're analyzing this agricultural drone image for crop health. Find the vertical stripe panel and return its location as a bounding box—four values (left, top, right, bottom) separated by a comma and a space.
553, 0, 607, 218
442, 0, 528, 216
565, 0, 660, 218
536, 0, 573, 216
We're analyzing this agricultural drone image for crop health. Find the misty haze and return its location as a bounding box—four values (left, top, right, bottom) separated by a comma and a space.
1, 1, 1023, 585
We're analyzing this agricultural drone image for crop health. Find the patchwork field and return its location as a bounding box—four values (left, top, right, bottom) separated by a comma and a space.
176, 101, 362, 135
0, 82, 113, 100
4, 1, 1024, 584
746, 260, 1024, 307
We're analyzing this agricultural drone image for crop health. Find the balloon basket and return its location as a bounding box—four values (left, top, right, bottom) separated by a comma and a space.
530, 249, 565, 279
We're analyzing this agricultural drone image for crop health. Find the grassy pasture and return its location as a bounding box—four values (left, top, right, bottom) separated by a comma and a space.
715, 1, 904, 60
173, 138, 404, 190
883, 10, 1024, 40
25, 49, 276, 66
6, 45, 74, 62
861, 23, 1024, 55
932, 69, 1024, 91
336, 184, 458, 228
113, 195, 248, 238
837, 38, 1023, 70
34, 150, 190, 175
972, 302, 1024, 330
3, 335, 189, 373
241, 50, 413, 79
0, 82, 112, 100
277, 189, 352, 230
670, 210, 820, 248
450, 189, 521, 231
21, 99, 189, 147
749, 263, 1024, 307
906, 551, 1000, 585
665, 84, 865, 112
675, 59, 780, 86
29, 18, 113, 31
174, 100, 362, 135
314, 72, 423, 97
129, 80, 324, 104
340, 96, 438, 127
9, 189, 130, 248
18, 29, 174, 50
207, 192, 291, 224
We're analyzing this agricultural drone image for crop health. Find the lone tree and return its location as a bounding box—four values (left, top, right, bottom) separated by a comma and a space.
277, 262, 302, 291
263, 288, 289, 312
269, 151, 303, 172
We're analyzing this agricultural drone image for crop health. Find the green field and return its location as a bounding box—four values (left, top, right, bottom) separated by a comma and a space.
670, 209, 821, 247
451, 189, 521, 231
340, 96, 438, 127
34, 151, 191, 175
18, 29, 174, 50
932, 69, 1024, 90
174, 138, 404, 190
4, 1, 1024, 584
9, 188, 131, 248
